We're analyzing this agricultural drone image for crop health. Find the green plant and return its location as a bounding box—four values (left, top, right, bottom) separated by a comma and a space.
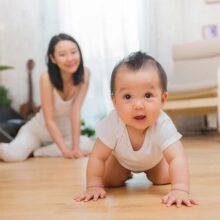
81, 119, 95, 137
0, 65, 13, 107
0, 86, 12, 107
0, 65, 13, 71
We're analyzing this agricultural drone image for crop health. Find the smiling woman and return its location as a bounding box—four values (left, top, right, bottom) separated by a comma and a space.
0, 33, 94, 162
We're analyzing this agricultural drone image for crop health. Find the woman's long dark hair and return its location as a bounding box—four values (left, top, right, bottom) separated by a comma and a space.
46, 33, 84, 91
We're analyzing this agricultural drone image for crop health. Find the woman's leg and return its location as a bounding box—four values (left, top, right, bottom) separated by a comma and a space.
0, 124, 40, 162
145, 158, 170, 185
33, 142, 62, 157
102, 154, 132, 187
33, 135, 94, 157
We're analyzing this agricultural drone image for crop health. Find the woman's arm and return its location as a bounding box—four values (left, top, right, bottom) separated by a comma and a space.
74, 138, 112, 202
40, 73, 73, 158
70, 67, 90, 158
162, 141, 198, 207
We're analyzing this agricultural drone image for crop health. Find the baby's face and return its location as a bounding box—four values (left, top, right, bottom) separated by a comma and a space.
112, 66, 167, 132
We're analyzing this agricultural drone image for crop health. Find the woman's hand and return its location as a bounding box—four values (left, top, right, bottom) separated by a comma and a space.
71, 148, 90, 159
162, 190, 198, 207
62, 148, 74, 159
74, 186, 106, 202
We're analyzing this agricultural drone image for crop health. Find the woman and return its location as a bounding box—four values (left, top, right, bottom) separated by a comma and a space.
0, 33, 93, 162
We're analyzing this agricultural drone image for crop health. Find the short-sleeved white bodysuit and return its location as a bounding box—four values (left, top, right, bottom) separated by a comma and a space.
96, 110, 182, 172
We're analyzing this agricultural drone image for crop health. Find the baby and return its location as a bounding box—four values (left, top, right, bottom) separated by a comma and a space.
74, 51, 198, 207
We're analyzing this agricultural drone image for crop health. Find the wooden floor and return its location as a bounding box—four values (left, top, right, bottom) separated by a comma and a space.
1, 134, 220, 220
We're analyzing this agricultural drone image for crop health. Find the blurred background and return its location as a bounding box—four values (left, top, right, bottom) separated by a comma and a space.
0, 0, 220, 132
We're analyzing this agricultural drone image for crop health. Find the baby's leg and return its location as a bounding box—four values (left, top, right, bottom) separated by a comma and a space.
103, 154, 132, 187
145, 158, 170, 185
0, 124, 40, 162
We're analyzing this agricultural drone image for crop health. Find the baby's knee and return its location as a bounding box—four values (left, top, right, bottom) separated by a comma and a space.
103, 179, 125, 188
103, 172, 131, 187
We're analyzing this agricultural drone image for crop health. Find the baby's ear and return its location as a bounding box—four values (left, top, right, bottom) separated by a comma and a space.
161, 92, 168, 105
111, 95, 116, 107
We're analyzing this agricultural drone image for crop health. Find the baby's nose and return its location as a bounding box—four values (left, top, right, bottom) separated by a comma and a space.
133, 99, 144, 109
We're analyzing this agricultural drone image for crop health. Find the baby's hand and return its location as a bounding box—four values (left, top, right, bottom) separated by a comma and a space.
162, 190, 198, 207
74, 186, 106, 202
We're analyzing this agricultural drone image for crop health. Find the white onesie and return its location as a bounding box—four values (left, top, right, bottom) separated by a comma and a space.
96, 110, 182, 172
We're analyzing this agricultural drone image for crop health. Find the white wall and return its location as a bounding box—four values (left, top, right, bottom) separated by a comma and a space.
153, 0, 220, 76
1, 0, 220, 130
0, 0, 59, 110
181, 0, 220, 42
151, 0, 184, 75
152, 0, 220, 132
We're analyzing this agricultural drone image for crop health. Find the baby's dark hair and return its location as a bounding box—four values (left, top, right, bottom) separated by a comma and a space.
110, 51, 167, 96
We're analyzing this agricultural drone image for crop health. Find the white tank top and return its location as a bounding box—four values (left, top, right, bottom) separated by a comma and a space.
32, 89, 74, 138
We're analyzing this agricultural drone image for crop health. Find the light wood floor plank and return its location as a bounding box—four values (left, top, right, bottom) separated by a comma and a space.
1, 134, 220, 219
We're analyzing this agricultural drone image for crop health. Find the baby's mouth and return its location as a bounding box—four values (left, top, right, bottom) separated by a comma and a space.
134, 115, 146, 120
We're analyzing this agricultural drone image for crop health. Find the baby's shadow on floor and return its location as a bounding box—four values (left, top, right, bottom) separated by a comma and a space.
107, 172, 169, 197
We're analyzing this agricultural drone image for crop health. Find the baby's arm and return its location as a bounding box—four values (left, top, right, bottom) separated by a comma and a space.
162, 141, 198, 207
74, 138, 112, 202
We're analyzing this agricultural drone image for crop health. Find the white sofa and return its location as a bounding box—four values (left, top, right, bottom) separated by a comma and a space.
163, 38, 220, 131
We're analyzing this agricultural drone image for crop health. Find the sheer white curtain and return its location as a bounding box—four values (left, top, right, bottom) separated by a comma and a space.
57, 0, 153, 126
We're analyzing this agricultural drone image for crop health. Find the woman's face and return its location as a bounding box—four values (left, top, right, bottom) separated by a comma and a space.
50, 40, 81, 75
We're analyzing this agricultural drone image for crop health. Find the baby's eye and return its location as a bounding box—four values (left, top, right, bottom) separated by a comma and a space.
145, 92, 152, 98
123, 94, 131, 100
